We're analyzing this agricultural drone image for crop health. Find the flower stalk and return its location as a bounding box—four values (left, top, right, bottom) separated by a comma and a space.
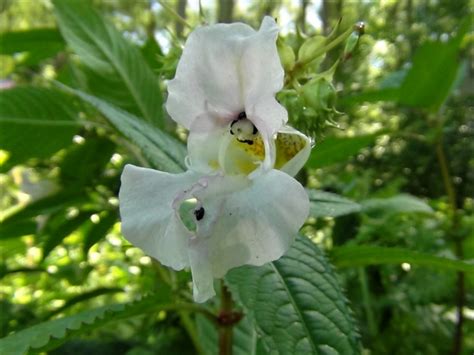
218, 281, 242, 355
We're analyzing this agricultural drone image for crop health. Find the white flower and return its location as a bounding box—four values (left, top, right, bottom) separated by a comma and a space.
119, 17, 311, 302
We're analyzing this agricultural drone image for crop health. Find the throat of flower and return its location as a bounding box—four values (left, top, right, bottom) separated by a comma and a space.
218, 130, 266, 175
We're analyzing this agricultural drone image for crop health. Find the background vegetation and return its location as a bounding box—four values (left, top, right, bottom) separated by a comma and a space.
0, 0, 472, 354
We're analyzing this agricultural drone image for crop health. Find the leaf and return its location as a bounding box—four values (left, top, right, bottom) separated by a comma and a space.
398, 19, 469, 111
226, 235, 361, 355
0, 190, 87, 227
307, 134, 379, 168
44, 287, 124, 319
331, 245, 474, 273
196, 315, 267, 355
59, 136, 115, 188
0, 87, 79, 170
42, 212, 91, 260
308, 189, 361, 218
0, 294, 172, 355
0, 220, 36, 240
52, 0, 164, 126
0, 28, 65, 66
60, 85, 186, 173
339, 88, 400, 106
83, 211, 117, 255
360, 194, 433, 216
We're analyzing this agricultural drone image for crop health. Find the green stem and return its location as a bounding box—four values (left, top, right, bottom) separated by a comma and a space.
358, 267, 377, 338
435, 139, 464, 355
157, 0, 193, 30
219, 281, 234, 355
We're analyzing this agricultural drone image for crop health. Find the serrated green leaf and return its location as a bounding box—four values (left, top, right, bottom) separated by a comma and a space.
226, 235, 360, 355
52, 0, 164, 126
360, 194, 432, 216
308, 134, 379, 168
196, 314, 267, 355
0, 294, 173, 355
0, 87, 79, 170
331, 245, 474, 273
60, 85, 186, 173
308, 189, 361, 218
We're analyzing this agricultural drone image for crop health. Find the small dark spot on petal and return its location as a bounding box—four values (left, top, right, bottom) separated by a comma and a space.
238, 111, 246, 120
194, 207, 205, 221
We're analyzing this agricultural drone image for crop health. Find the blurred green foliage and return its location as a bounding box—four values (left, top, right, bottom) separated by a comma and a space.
0, 0, 473, 354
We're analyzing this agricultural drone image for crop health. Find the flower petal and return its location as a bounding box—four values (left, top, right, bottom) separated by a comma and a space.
275, 125, 312, 177
194, 169, 309, 279
166, 17, 285, 131
166, 23, 255, 128
188, 237, 216, 303
119, 164, 200, 270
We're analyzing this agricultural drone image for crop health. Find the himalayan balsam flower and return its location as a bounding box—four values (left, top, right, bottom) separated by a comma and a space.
119, 17, 311, 302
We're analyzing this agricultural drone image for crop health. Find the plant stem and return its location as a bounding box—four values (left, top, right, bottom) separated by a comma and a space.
219, 281, 234, 355
358, 267, 377, 339
435, 139, 464, 355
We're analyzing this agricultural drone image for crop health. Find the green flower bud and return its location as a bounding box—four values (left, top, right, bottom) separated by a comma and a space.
298, 35, 326, 66
277, 37, 296, 71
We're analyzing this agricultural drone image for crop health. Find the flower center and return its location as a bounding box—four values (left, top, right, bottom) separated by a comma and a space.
229, 112, 258, 145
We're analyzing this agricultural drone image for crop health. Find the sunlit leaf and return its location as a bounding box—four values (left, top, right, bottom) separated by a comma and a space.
52, 0, 164, 126
308, 189, 361, 217
0, 87, 79, 170
0, 294, 172, 355
226, 235, 361, 354
361, 194, 433, 216
60, 86, 186, 173
307, 134, 379, 168
0, 28, 65, 66
331, 245, 474, 273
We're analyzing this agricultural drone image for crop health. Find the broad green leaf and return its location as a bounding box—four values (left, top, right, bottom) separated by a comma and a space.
0, 220, 36, 240
331, 245, 474, 273
0, 28, 65, 66
0, 190, 87, 227
398, 19, 469, 111
0, 294, 172, 355
307, 134, 379, 168
60, 86, 186, 173
361, 194, 433, 216
52, 0, 164, 126
0, 87, 79, 170
308, 189, 361, 217
82, 211, 117, 255
339, 88, 399, 106
226, 235, 361, 354
196, 315, 267, 355
42, 212, 91, 260
44, 287, 124, 319
59, 136, 115, 188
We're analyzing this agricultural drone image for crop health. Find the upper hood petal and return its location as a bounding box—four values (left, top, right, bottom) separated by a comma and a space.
166, 17, 284, 131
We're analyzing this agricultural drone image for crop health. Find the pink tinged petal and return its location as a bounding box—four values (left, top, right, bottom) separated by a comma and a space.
119, 164, 200, 270
166, 23, 255, 129
194, 170, 309, 279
